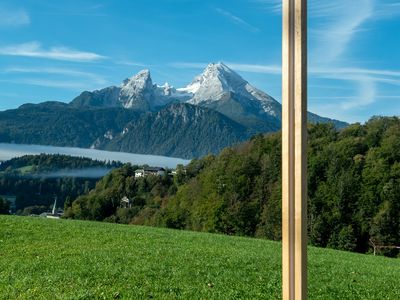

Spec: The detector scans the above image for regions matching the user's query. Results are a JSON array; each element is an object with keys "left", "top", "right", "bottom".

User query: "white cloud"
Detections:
[
  {"left": 19, "top": 79, "right": 93, "bottom": 89},
  {"left": 0, "top": 42, "right": 106, "bottom": 62},
  {"left": 0, "top": 6, "right": 30, "bottom": 27},
  {"left": 374, "top": 1, "right": 400, "bottom": 19},
  {"left": 0, "top": 78, "right": 91, "bottom": 90},
  {"left": 4, "top": 67, "right": 107, "bottom": 85},
  {"left": 0, "top": 66, "right": 110, "bottom": 91},
  {"left": 115, "top": 60, "right": 147, "bottom": 67},
  {"left": 253, "top": 0, "right": 281, "bottom": 14},
  {"left": 169, "top": 62, "right": 400, "bottom": 82},
  {"left": 168, "top": 60, "right": 399, "bottom": 116},
  {"left": 310, "top": 0, "right": 373, "bottom": 64},
  {"left": 168, "top": 62, "right": 207, "bottom": 69},
  {"left": 0, "top": 91, "right": 19, "bottom": 98},
  {"left": 256, "top": 0, "right": 400, "bottom": 118},
  {"left": 169, "top": 61, "right": 281, "bottom": 74},
  {"left": 311, "top": 67, "right": 400, "bottom": 78},
  {"left": 214, "top": 7, "right": 260, "bottom": 33},
  {"left": 225, "top": 62, "right": 281, "bottom": 74},
  {"left": 339, "top": 77, "right": 376, "bottom": 110}
]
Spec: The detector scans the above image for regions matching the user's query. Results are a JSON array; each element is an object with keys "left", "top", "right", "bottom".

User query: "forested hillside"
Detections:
[
  {"left": 65, "top": 116, "right": 400, "bottom": 257},
  {"left": 0, "top": 154, "right": 122, "bottom": 215},
  {"left": 0, "top": 102, "right": 141, "bottom": 149},
  {"left": 0, "top": 153, "right": 121, "bottom": 173}
]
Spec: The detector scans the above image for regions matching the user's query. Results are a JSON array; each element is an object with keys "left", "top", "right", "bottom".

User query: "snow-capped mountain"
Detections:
[
  {"left": 71, "top": 69, "right": 175, "bottom": 111},
  {"left": 178, "top": 62, "right": 282, "bottom": 131},
  {"left": 0, "top": 62, "right": 347, "bottom": 158},
  {"left": 70, "top": 62, "right": 281, "bottom": 127},
  {"left": 180, "top": 62, "right": 280, "bottom": 117},
  {"left": 70, "top": 62, "right": 346, "bottom": 131}
]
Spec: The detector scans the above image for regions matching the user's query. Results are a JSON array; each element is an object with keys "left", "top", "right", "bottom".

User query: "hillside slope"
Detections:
[
  {"left": 0, "top": 102, "right": 141, "bottom": 149},
  {"left": 106, "top": 103, "right": 251, "bottom": 158},
  {"left": 0, "top": 154, "right": 122, "bottom": 214},
  {"left": 67, "top": 117, "right": 400, "bottom": 256},
  {"left": 0, "top": 216, "right": 399, "bottom": 299},
  {"left": 0, "top": 102, "right": 251, "bottom": 159}
]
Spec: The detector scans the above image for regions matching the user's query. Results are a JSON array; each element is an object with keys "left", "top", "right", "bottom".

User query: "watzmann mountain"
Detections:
[{"left": 0, "top": 63, "right": 347, "bottom": 158}]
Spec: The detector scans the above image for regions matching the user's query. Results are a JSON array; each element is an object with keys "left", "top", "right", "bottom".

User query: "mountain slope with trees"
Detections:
[
  {"left": 65, "top": 116, "right": 400, "bottom": 257},
  {"left": 0, "top": 102, "right": 141, "bottom": 149},
  {"left": 0, "top": 154, "right": 122, "bottom": 215}
]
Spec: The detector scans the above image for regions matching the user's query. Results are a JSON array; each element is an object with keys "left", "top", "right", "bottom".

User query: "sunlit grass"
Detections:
[{"left": 0, "top": 215, "right": 398, "bottom": 299}]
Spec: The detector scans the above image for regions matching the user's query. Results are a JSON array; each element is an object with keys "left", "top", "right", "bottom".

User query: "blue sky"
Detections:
[{"left": 0, "top": 0, "right": 399, "bottom": 123}]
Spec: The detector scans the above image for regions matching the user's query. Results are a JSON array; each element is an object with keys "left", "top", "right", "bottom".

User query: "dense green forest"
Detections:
[
  {"left": 65, "top": 117, "right": 400, "bottom": 256},
  {"left": 0, "top": 102, "right": 252, "bottom": 158},
  {"left": 0, "top": 102, "right": 141, "bottom": 149},
  {"left": 0, "top": 153, "right": 121, "bottom": 173},
  {"left": 0, "top": 154, "right": 122, "bottom": 215}
]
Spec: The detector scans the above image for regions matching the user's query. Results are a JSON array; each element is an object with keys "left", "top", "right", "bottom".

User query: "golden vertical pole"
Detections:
[{"left": 282, "top": 0, "right": 307, "bottom": 299}]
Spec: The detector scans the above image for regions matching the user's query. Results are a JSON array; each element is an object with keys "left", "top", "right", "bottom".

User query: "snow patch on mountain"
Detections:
[
  {"left": 71, "top": 62, "right": 281, "bottom": 118},
  {"left": 180, "top": 62, "right": 280, "bottom": 118}
]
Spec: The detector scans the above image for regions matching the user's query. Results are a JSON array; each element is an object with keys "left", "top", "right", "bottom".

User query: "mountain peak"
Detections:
[
  {"left": 180, "top": 62, "right": 248, "bottom": 104},
  {"left": 119, "top": 69, "right": 154, "bottom": 109},
  {"left": 122, "top": 69, "right": 151, "bottom": 86},
  {"left": 205, "top": 61, "right": 230, "bottom": 71},
  {"left": 203, "top": 62, "right": 241, "bottom": 80},
  {"left": 136, "top": 69, "right": 151, "bottom": 78}
]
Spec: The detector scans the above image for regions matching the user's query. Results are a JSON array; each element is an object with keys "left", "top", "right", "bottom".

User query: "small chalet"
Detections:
[
  {"left": 135, "top": 167, "right": 166, "bottom": 178},
  {"left": 120, "top": 196, "right": 132, "bottom": 208}
]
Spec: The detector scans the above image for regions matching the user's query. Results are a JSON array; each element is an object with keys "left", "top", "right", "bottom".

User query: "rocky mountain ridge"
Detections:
[
  {"left": 0, "top": 62, "right": 348, "bottom": 158},
  {"left": 70, "top": 62, "right": 346, "bottom": 131}
]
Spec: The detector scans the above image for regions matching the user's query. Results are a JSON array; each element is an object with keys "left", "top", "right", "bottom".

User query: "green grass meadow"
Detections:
[{"left": 0, "top": 215, "right": 399, "bottom": 299}]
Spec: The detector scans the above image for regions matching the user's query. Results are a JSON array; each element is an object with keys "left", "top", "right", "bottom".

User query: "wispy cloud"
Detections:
[
  {"left": 310, "top": 0, "right": 373, "bottom": 63},
  {"left": 34, "top": 2, "right": 107, "bottom": 17},
  {"left": 225, "top": 62, "right": 281, "bottom": 74},
  {"left": 169, "top": 61, "right": 400, "bottom": 82},
  {"left": 0, "top": 78, "right": 93, "bottom": 90},
  {"left": 0, "top": 42, "right": 106, "bottom": 62},
  {"left": 374, "top": 1, "right": 400, "bottom": 19},
  {"left": 0, "top": 92, "right": 19, "bottom": 98},
  {"left": 255, "top": 0, "right": 400, "bottom": 118},
  {"left": 340, "top": 77, "right": 376, "bottom": 110},
  {"left": 169, "top": 60, "right": 400, "bottom": 114},
  {"left": 0, "top": 6, "right": 30, "bottom": 27},
  {"left": 311, "top": 67, "right": 400, "bottom": 78},
  {"left": 169, "top": 61, "right": 281, "bottom": 74},
  {"left": 253, "top": 0, "right": 281, "bottom": 14},
  {"left": 4, "top": 67, "right": 108, "bottom": 85},
  {"left": 0, "top": 65, "right": 111, "bottom": 91},
  {"left": 310, "top": 95, "right": 400, "bottom": 100},
  {"left": 256, "top": 0, "right": 375, "bottom": 62},
  {"left": 115, "top": 60, "right": 147, "bottom": 67},
  {"left": 214, "top": 7, "right": 260, "bottom": 33},
  {"left": 168, "top": 62, "right": 207, "bottom": 69}
]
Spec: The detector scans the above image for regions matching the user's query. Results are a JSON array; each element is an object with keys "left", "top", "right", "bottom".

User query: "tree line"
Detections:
[
  {"left": 64, "top": 116, "right": 400, "bottom": 257},
  {"left": 0, "top": 154, "right": 122, "bottom": 215}
]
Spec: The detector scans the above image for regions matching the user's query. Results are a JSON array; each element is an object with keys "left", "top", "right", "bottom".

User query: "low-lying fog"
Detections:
[
  {"left": 0, "top": 143, "right": 191, "bottom": 169},
  {"left": 29, "top": 168, "right": 112, "bottom": 179}
]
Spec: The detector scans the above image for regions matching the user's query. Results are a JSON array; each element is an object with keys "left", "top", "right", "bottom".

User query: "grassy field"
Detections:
[{"left": 0, "top": 216, "right": 399, "bottom": 299}]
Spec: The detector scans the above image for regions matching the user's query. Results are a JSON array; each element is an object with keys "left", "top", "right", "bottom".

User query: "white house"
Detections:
[
  {"left": 135, "top": 167, "right": 166, "bottom": 178},
  {"left": 135, "top": 169, "right": 145, "bottom": 178}
]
